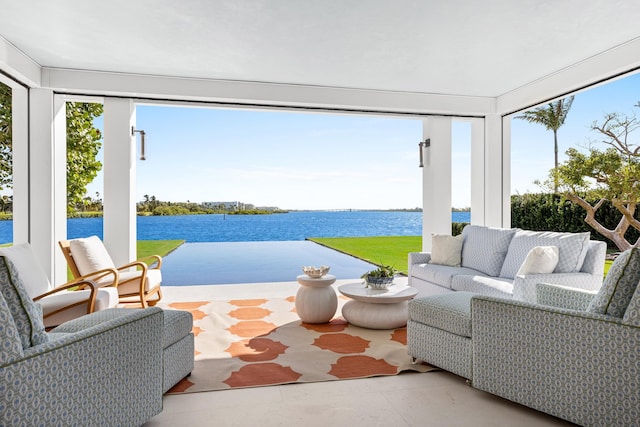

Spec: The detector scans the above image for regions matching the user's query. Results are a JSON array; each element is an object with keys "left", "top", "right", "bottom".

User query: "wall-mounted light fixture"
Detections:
[
  {"left": 418, "top": 138, "right": 430, "bottom": 167},
  {"left": 132, "top": 127, "right": 146, "bottom": 160}
]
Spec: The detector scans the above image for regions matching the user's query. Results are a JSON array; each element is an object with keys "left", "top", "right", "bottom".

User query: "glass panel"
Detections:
[
  {"left": 452, "top": 120, "right": 471, "bottom": 224},
  {"left": 0, "top": 81, "right": 12, "bottom": 244}
]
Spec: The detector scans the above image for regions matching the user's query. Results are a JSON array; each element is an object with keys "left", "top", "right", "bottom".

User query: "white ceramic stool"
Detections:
[{"left": 295, "top": 274, "right": 337, "bottom": 323}]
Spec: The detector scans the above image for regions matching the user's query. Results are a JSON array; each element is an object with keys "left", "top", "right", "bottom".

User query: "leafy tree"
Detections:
[
  {"left": 516, "top": 96, "right": 575, "bottom": 192},
  {"left": 548, "top": 104, "right": 640, "bottom": 250},
  {"left": 0, "top": 93, "right": 102, "bottom": 212},
  {"left": 66, "top": 102, "right": 103, "bottom": 212},
  {"left": 0, "top": 83, "right": 12, "bottom": 190}
]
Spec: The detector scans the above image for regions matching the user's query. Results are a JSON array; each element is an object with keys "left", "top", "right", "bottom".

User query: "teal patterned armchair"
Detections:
[
  {"left": 0, "top": 255, "right": 164, "bottom": 426},
  {"left": 471, "top": 248, "right": 640, "bottom": 427}
]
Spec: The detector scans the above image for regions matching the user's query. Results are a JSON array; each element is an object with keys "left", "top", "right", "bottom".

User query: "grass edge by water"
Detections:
[{"left": 308, "top": 236, "right": 422, "bottom": 275}]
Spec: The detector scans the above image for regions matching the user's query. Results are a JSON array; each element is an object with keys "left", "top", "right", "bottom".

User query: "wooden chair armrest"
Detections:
[
  {"left": 137, "top": 254, "right": 162, "bottom": 269},
  {"left": 71, "top": 268, "right": 120, "bottom": 288},
  {"left": 33, "top": 279, "right": 99, "bottom": 316},
  {"left": 118, "top": 255, "right": 162, "bottom": 271},
  {"left": 33, "top": 279, "right": 98, "bottom": 301},
  {"left": 118, "top": 260, "right": 149, "bottom": 272}
]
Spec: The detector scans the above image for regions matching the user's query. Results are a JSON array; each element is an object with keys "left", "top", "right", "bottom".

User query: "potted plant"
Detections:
[{"left": 361, "top": 264, "right": 397, "bottom": 289}]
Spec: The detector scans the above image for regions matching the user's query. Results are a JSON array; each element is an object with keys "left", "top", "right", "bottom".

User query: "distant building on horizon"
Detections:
[{"left": 202, "top": 201, "right": 265, "bottom": 211}]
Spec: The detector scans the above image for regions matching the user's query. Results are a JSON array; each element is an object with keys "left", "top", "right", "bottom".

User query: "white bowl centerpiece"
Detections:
[
  {"left": 361, "top": 264, "right": 397, "bottom": 289},
  {"left": 302, "top": 265, "right": 330, "bottom": 278}
]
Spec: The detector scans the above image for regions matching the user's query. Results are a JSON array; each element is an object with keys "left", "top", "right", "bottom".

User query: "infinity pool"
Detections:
[{"left": 161, "top": 241, "right": 378, "bottom": 285}]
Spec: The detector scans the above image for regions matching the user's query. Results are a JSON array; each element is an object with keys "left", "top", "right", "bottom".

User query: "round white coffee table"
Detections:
[
  {"left": 338, "top": 282, "right": 418, "bottom": 329},
  {"left": 295, "top": 274, "right": 337, "bottom": 324}
]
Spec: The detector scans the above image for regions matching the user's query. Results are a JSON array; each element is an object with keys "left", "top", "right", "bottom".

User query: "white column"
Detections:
[
  {"left": 29, "top": 89, "right": 68, "bottom": 284},
  {"left": 484, "top": 114, "right": 505, "bottom": 227},
  {"left": 470, "top": 118, "right": 485, "bottom": 225},
  {"left": 103, "top": 98, "right": 136, "bottom": 265},
  {"left": 502, "top": 116, "right": 512, "bottom": 226},
  {"left": 422, "top": 117, "right": 452, "bottom": 251},
  {"left": 8, "top": 81, "right": 28, "bottom": 243}
]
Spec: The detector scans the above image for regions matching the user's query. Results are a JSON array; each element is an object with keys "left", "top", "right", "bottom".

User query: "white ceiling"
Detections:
[{"left": 2, "top": 0, "right": 640, "bottom": 99}]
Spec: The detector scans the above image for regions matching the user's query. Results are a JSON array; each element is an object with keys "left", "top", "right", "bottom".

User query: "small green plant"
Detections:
[{"left": 361, "top": 264, "right": 397, "bottom": 279}]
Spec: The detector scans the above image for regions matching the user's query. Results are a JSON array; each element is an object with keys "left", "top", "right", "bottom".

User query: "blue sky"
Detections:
[
  {"left": 511, "top": 73, "right": 640, "bottom": 195},
  {"left": 86, "top": 73, "right": 640, "bottom": 210}
]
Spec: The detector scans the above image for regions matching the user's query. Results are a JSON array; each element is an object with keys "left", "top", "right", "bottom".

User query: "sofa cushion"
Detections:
[
  {"left": 411, "top": 262, "right": 487, "bottom": 289},
  {"left": 0, "top": 288, "right": 24, "bottom": 363},
  {"left": 0, "top": 256, "right": 49, "bottom": 348},
  {"left": 450, "top": 275, "right": 514, "bottom": 299},
  {"left": 461, "top": 225, "right": 516, "bottom": 276},
  {"left": 69, "top": 235, "right": 116, "bottom": 276},
  {"left": 516, "top": 246, "right": 559, "bottom": 275},
  {"left": 430, "top": 234, "right": 463, "bottom": 266},
  {"left": 163, "top": 309, "right": 193, "bottom": 348},
  {"left": 499, "top": 230, "right": 590, "bottom": 279},
  {"left": 408, "top": 292, "right": 474, "bottom": 337},
  {"left": 588, "top": 248, "right": 640, "bottom": 318}
]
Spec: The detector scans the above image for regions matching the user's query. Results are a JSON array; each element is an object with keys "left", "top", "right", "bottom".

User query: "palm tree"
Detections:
[{"left": 516, "top": 95, "right": 575, "bottom": 192}]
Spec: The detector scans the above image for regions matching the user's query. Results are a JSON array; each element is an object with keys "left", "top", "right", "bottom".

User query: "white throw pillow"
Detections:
[
  {"left": 69, "top": 236, "right": 116, "bottom": 276},
  {"left": 429, "top": 234, "right": 463, "bottom": 266},
  {"left": 516, "top": 246, "right": 559, "bottom": 275}
]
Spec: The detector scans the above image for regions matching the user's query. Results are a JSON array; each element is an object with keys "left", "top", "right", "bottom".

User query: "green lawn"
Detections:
[
  {"left": 604, "top": 259, "right": 612, "bottom": 276},
  {"left": 308, "top": 236, "right": 422, "bottom": 275},
  {"left": 137, "top": 240, "right": 184, "bottom": 262}
]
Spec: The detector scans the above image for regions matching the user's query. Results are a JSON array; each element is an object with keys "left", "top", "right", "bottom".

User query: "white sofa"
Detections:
[{"left": 408, "top": 225, "right": 606, "bottom": 302}]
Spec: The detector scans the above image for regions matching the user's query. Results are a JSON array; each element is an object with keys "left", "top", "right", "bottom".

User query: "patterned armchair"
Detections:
[
  {"left": 0, "top": 255, "right": 164, "bottom": 425},
  {"left": 471, "top": 248, "right": 640, "bottom": 427}
]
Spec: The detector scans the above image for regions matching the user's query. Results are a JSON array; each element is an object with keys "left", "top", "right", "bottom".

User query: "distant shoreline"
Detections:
[{"left": 0, "top": 207, "right": 471, "bottom": 221}]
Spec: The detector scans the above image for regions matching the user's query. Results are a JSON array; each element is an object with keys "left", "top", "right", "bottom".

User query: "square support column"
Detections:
[
  {"left": 103, "top": 98, "right": 137, "bottom": 265},
  {"left": 484, "top": 114, "right": 507, "bottom": 227},
  {"left": 501, "top": 116, "right": 511, "bottom": 226},
  {"left": 8, "top": 80, "right": 28, "bottom": 244},
  {"left": 470, "top": 118, "right": 485, "bottom": 225},
  {"left": 422, "top": 117, "right": 452, "bottom": 252},
  {"left": 29, "top": 89, "right": 67, "bottom": 284}
]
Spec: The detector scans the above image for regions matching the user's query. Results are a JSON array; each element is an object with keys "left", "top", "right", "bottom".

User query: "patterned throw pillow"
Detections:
[
  {"left": 461, "top": 225, "right": 516, "bottom": 276},
  {"left": 0, "top": 288, "right": 24, "bottom": 363},
  {"left": 0, "top": 256, "right": 49, "bottom": 348},
  {"left": 499, "top": 230, "right": 590, "bottom": 279},
  {"left": 587, "top": 248, "right": 640, "bottom": 318}
]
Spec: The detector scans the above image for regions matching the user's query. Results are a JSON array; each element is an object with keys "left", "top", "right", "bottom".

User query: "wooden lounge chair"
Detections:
[{"left": 59, "top": 236, "right": 163, "bottom": 308}]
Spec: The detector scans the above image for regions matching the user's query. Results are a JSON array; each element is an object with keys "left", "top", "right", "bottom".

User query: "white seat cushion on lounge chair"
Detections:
[
  {"left": 97, "top": 269, "right": 162, "bottom": 294},
  {"left": 39, "top": 287, "right": 119, "bottom": 327}
]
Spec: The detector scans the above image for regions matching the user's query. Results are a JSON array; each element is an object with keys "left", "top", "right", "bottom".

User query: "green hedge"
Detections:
[{"left": 511, "top": 193, "right": 640, "bottom": 248}]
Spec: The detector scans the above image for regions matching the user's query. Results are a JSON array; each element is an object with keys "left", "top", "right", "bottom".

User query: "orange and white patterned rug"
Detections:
[{"left": 161, "top": 296, "right": 436, "bottom": 394}]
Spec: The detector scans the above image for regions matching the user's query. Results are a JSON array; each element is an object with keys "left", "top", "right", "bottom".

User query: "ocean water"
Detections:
[{"left": 0, "top": 210, "right": 471, "bottom": 243}]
